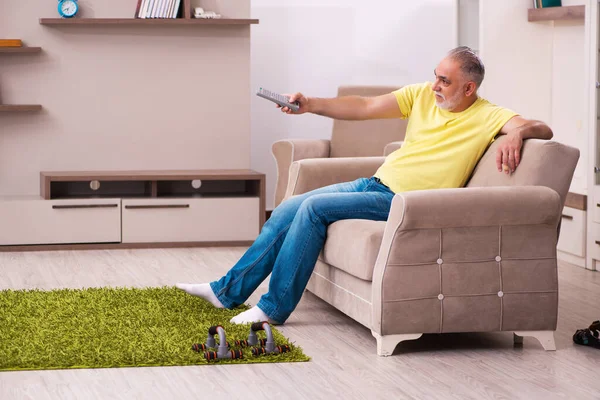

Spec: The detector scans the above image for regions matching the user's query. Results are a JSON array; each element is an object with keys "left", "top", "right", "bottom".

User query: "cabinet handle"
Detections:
[
  {"left": 52, "top": 204, "right": 119, "bottom": 209},
  {"left": 561, "top": 214, "right": 573, "bottom": 220},
  {"left": 596, "top": 241, "right": 600, "bottom": 246},
  {"left": 124, "top": 204, "right": 190, "bottom": 209}
]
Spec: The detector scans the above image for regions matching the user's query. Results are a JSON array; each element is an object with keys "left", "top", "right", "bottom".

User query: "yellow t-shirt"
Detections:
[{"left": 374, "top": 82, "right": 518, "bottom": 193}]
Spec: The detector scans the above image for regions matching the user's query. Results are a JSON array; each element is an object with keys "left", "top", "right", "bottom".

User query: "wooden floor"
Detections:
[{"left": 1, "top": 247, "right": 599, "bottom": 400}]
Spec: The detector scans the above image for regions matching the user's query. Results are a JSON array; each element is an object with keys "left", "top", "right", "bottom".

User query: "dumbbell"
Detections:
[
  {"left": 233, "top": 338, "right": 267, "bottom": 347},
  {"left": 204, "top": 348, "right": 243, "bottom": 361},
  {"left": 248, "top": 321, "right": 291, "bottom": 356},
  {"left": 191, "top": 325, "right": 242, "bottom": 361},
  {"left": 231, "top": 321, "right": 263, "bottom": 349},
  {"left": 191, "top": 325, "right": 231, "bottom": 351},
  {"left": 251, "top": 344, "right": 290, "bottom": 356}
]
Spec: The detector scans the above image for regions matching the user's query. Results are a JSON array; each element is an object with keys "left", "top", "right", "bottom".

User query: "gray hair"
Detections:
[{"left": 447, "top": 46, "right": 485, "bottom": 88}]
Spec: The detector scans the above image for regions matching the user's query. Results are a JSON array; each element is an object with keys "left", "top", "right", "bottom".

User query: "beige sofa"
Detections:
[
  {"left": 271, "top": 85, "right": 407, "bottom": 208},
  {"left": 273, "top": 137, "right": 579, "bottom": 356}
]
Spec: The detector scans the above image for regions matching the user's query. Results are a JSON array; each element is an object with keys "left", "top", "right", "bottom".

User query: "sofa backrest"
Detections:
[
  {"left": 466, "top": 137, "right": 580, "bottom": 209},
  {"left": 330, "top": 86, "right": 408, "bottom": 158}
]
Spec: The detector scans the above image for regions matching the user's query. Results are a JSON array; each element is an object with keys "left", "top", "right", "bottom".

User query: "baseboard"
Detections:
[
  {"left": 0, "top": 241, "right": 254, "bottom": 252},
  {"left": 557, "top": 250, "right": 586, "bottom": 268}
]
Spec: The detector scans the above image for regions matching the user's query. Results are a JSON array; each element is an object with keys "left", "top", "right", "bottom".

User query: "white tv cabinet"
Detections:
[{"left": 0, "top": 169, "right": 265, "bottom": 251}]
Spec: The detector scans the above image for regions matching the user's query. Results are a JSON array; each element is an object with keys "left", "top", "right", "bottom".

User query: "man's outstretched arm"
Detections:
[
  {"left": 277, "top": 92, "right": 403, "bottom": 120},
  {"left": 496, "top": 116, "right": 553, "bottom": 174}
]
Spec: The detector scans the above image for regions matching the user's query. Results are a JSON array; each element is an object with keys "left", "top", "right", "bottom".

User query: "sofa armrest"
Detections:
[
  {"left": 272, "top": 139, "right": 331, "bottom": 207},
  {"left": 390, "top": 186, "right": 561, "bottom": 230},
  {"left": 383, "top": 141, "right": 404, "bottom": 156},
  {"left": 371, "top": 186, "right": 562, "bottom": 336},
  {"left": 284, "top": 156, "right": 386, "bottom": 199}
]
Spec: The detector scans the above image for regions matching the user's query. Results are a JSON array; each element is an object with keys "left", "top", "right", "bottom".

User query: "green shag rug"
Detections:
[{"left": 0, "top": 286, "right": 310, "bottom": 371}]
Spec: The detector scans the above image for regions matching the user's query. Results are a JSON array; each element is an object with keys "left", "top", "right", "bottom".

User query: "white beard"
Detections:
[{"left": 434, "top": 91, "right": 461, "bottom": 111}]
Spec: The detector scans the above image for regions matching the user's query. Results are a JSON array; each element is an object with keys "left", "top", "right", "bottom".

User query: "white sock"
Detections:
[
  {"left": 230, "top": 305, "right": 278, "bottom": 325},
  {"left": 175, "top": 283, "right": 224, "bottom": 308}
]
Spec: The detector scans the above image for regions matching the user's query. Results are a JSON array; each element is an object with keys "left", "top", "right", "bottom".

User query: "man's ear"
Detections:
[{"left": 464, "top": 82, "right": 476, "bottom": 97}]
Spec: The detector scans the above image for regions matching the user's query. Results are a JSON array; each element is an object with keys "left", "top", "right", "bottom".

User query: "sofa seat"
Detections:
[{"left": 319, "top": 219, "right": 386, "bottom": 281}]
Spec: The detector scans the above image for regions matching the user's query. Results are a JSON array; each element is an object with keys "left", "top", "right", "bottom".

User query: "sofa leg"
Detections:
[
  {"left": 513, "top": 333, "right": 523, "bottom": 345},
  {"left": 513, "top": 331, "right": 556, "bottom": 351},
  {"left": 371, "top": 331, "right": 423, "bottom": 356}
]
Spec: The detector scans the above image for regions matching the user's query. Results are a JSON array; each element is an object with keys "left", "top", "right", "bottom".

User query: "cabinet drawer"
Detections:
[
  {"left": 592, "top": 223, "right": 600, "bottom": 260},
  {"left": 590, "top": 222, "right": 600, "bottom": 261},
  {"left": 0, "top": 198, "right": 121, "bottom": 245},
  {"left": 592, "top": 200, "right": 600, "bottom": 223},
  {"left": 557, "top": 207, "right": 585, "bottom": 257},
  {"left": 122, "top": 198, "right": 260, "bottom": 243}
]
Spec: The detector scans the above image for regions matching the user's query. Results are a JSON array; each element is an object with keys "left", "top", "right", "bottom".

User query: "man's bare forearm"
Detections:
[
  {"left": 515, "top": 120, "right": 553, "bottom": 140},
  {"left": 307, "top": 96, "right": 371, "bottom": 120}
]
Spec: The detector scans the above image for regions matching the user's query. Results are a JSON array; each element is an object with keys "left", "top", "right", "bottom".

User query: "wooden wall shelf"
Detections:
[
  {"left": 528, "top": 5, "right": 585, "bottom": 22},
  {"left": 0, "top": 105, "right": 42, "bottom": 112},
  {"left": 0, "top": 46, "right": 42, "bottom": 111},
  {"left": 39, "top": 18, "right": 259, "bottom": 25},
  {"left": 0, "top": 47, "right": 42, "bottom": 53}
]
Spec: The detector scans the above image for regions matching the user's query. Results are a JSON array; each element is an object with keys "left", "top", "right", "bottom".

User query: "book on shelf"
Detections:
[
  {"left": 135, "top": 0, "right": 182, "bottom": 18},
  {"left": 533, "top": 0, "right": 562, "bottom": 8},
  {"left": 0, "top": 39, "right": 22, "bottom": 47}
]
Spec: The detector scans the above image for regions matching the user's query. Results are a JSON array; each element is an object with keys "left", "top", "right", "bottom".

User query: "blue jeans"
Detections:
[{"left": 210, "top": 176, "right": 395, "bottom": 323}]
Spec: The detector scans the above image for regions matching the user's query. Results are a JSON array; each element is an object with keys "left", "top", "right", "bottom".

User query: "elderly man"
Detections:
[{"left": 176, "top": 46, "right": 553, "bottom": 325}]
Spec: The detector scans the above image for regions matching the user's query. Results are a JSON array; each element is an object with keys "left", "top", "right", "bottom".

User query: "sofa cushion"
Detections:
[
  {"left": 466, "top": 138, "right": 579, "bottom": 209},
  {"left": 319, "top": 219, "right": 386, "bottom": 281},
  {"left": 330, "top": 86, "right": 407, "bottom": 158}
]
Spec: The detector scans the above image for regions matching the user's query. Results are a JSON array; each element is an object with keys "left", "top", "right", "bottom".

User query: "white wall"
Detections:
[
  {"left": 250, "top": 0, "right": 457, "bottom": 209},
  {"left": 458, "top": 0, "right": 479, "bottom": 53},
  {"left": 550, "top": 0, "right": 587, "bottom": 194},
  {"left": 479, "top": 1, "right": 554, "bottom": 122},
  {"left": 480, "top": 0, "right": 587, "bottom": 194},
  {"left": 0, "top": 0, "right": 252, "bottom": 197}
]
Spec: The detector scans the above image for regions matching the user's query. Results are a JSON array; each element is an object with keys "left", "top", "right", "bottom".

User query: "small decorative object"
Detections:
[
  {"left": 57, "top": 0, "right": 79, "bottom": 18},
  {"left": 533, "top": 0, "right": 561, "bottom": 8},
  {"left": 193, "top": 7, "right": 222, "bottom": 19},
  {"left": 0, "top": 39, "right": 22, "bottom": 47}
]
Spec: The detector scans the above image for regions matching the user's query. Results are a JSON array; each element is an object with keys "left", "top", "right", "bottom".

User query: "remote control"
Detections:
[{"left": 256, "top": 88, "right": 300, "bottom": 112}]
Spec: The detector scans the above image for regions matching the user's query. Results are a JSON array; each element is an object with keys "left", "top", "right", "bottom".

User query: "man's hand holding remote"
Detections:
[{"left": 277, "top": 93, "right": 309, "bottom": 114}]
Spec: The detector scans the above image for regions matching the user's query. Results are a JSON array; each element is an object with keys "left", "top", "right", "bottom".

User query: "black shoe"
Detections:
[{"left": 573, "top": 320, "right": 600, "bottom": 349}]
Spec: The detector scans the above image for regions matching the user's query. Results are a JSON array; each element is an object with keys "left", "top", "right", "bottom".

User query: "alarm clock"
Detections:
[{"left": 58, "top": 0, "right": 79, "bottom": 18}]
